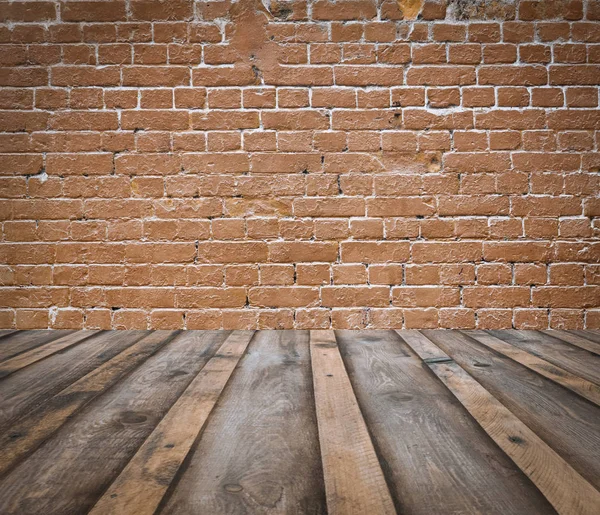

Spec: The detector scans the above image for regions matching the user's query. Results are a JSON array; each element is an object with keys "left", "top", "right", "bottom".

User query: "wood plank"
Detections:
[
  {"left": 546, "top": 330, "right": 600, "bottom": 355},
  {"left": 490, "top": 330, "right": 600, "bottom": 385},
  {"left": 422, "top": 330, "right": 600, "bottom": 490},
  {"left": 161, "top": 330, "right": 326, "bottom": 515},
  {"left": 0, "top": 330, "right": 228, "bottom": 515},
  {"left": 464, "top": 330, "right": 600, "bottom": 406},
  {"left": 89, "top": 330, "right": 255, "bottom": 515},
  {"left": 0, "top": 330, "right": 74, "bottom": 362},
  {"left": 434, "top": 364, "right": 599, "bottom": 513},
  {"left": 310, "top": 330, "right": 395, "bottom": 515},
  {"left": 402, "top": 332, "right": 600, "bottom": 515},
  {"left": 0, "top": 330, "right": 179, "bottom": 478},
  {"left": 0, "top": 330, "right": 17, "bottom": 340},
  {"left": 337, "top": 330, "right": 554, "bottom": 515},
  {"left": 398, "top": 329, "right": 448, "bottom": 361},
  {"left": 0, "top": 330, "right": 101, "bottom": 379},
  {"left": 0, "top": 330, "right": 149, "bottom": 432},
  {"left": 574, "top": 330, "right": 600, "bottom": 343}
]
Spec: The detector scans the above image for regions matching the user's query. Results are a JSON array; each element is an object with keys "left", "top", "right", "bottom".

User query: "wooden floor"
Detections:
[{"left": 0, "top": 330, "right": 599, "bottom": 515}]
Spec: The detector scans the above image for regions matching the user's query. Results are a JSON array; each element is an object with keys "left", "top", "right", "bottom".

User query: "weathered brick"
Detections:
[
  {"left": 62, "top": 1, "right": 126, "bottom": 22},
  {"left": 249, "top": 287, "right": 319, "bottom": 307},
  {"left": 341, "top": 242, "right": 410, "bottom": 263},
  {"left": 197, "top": 242, "right": 268, "bottom": 263},
  {"left": 0, "top": 1, "right": 597, "bottom": 329}
]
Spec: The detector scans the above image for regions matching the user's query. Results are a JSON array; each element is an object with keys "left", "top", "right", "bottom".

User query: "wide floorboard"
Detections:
[{"left": 0, "top": 329, "right": 599, "bottom": 515}]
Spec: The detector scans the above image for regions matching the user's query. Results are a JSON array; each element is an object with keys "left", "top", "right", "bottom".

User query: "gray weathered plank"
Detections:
[
  {"left": 310, "top": 330, "right": 396, "bottom": 515},
  {"left": 0, "top": 331, "right": 228, "bottom": 515},
  {"left": 573, "top": 330, "right": 600, "bottom": 344},
  {"left": 422, "top": 330, "right": 600, "bottom": 490},
  {"left": 161, "top": 330, "right": 326, "bottom": 515},
  {"left": 546, "top": 330, "right": 600, "bottom": 355},
  {"left": 464, "top": 331, "right": 600, "bottom": 406},
  {"left": 0, "top": 330, "right": 179, "bottom": 478},
  {"left": 0, "top": 330, "right": 73, "bottom": 362},
  {"left": 337, "top": 330, "right": 554, "bottom": 515},
  {"left": 490, "top": 330, "right": 600, "bottom": 385},
  {"left": 89, "top": 331, "right": 255, "bottom": 515},
  {"left": 0, "top": 330, "right": 150, "bottom": 433},
  {"left": 0, "top": 330, "right": 100, "bottom": 379}
]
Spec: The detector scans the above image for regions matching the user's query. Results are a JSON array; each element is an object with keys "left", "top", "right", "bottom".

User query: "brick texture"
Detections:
[{"left": 0, "top": 0, "right": 599, "bottom": 330}]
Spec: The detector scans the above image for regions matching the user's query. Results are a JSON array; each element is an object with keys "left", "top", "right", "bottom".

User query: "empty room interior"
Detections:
[{"left": 0, "top": 0, "right": 599, "bottom": 513}]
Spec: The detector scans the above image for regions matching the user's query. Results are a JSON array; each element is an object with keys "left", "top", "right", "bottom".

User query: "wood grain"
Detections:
[
  {"left": 0, "top": 330, "right": 17, "bottom": 340},
  {"left": 490, "top": 330, "right": 600, "bottom": 385},
  {"left": 0, "top": 330, "right": 179, "bottom": 478},
  {"left": 0, "top": 331, "right": 228, "bottom": 515},
  {"left": 1, "top": 329, "right": 599, "bottom": 514},
  {"left": 544, "top": 330, "right": 600, "bottom": 355},
  {"left": 464, "top": 330, "right": 600, "bottom": 406},
  {"left": 161, "top": 330, "right": 326, "bottom": 515},
  {"left": 0, "top": 330, "right": 73, "bottom": 362},
  {"left": 402, "top": 332, "right": 600, "bottom": 515},
  {"left": 310, "top": 330, "right": 396, "bottom": 515},
  {"left": 338, "top": 330, "right": 553, "bottom": 515},
  {"left": 423, "top": 330, "right": 600, "bottom": 490},
  {"left": 89, "top": 330, "right": 255, "bottom": 515},
  {"left": 0, "top": 330, "right": 149, "bottom": 433},
  {"left": 573, "top": 330, "right": 600, "bottom": 344},
  {"left": 434, "top": 360, "right": 600, "bottom": 515},
  {"left": 0, "top": 330, "right": 100, "bottom": 379}
]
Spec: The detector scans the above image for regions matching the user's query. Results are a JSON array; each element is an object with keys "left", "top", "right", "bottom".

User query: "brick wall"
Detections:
[{"left": 0, "top": 0, "right": 599, "bottom": 330}]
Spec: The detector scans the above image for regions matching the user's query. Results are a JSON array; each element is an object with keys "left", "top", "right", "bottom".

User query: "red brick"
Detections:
[
  {"left": 439, "top": 308, "right": 475, "bottom": 329},
  {"left": 406, "top": 66, "right": 476, "bottom": 86},
  {"left": 46, "top": 153, "right": 113, "bottom": 176},
  {"left": 61, "top": 1, "right": 126, "bottom": 22},
  {"left": 130, "top": 0, "right": 193, "bottom": 21},
  {"left": 0, "top": 2, "right": 596, "bottom": 330},
  {"left": 392, "top": 287, "right": 459, "bottom": 307},
  {"left": 404, "top": 308, "right": 438, "bottom": 329},
  {"left": 341, "top": 242, "right": 409, "bottom": 263},
  {"left": 0, "top": 1, "right": 56, "bottom": 22},
  {"left": 249, "top": 287, "right": 319, "bottom": 307},
  {"left": 478, "top": 65, "right": 547, "bottom": 85},
  {"left": 550, "top": 65, "right": 600, "bottom": 85},
  {"left": 366, "top": 197, "right": 435, "bottom": 217},
  {"left": 176, "top": 287, "right": 246, "bottom": 308},
  {"left": 122, "top": 66, "right": 189, "bottom": 86},
  {"left": 463, "top": 287, "right": 530, "bottom": 308},
  {"left": 312, "top": 0, "right": 377, "bottom": 20},
  {"left": 322, "top": 286, "right": 389, "bottom": 307},
  {"left": 269, "top": 242, "right": 338, "bottom": 262},
  {"left": 514, "top": 309, "right": 548, "bottom": 330},
  {"left": 532, "top": 287, "right": 599, "bottom": 308},
  {"left": 51, "top": 66, "right": 119, "bottom": 86},
  {"left": 294, "top": 198, "right": 365, "bottom": 217},
  {"left": 197, "top": 242, "right": 267, "bottom": 264}
]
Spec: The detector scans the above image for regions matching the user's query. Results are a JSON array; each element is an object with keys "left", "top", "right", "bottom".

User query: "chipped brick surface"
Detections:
[{"left": 0, "top": 0, "right": 599, "bottom": 330}]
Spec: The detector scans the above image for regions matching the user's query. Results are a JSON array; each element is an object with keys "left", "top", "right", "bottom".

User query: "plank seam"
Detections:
[
  {"left": 310, "top": 330, "right": 397, "bottom": 515},
  {"left": 0, "top": 330, "right": 17, "bottom": 342},
  {"left": 0, "top": 330, "right": 105, "bottom": 379},
  {"left": 403, "top": 331, "right": 600, "bottom": 515},
  {"left": 0, "top": 331, "right": 181, "bottom": 480},
  {"left": 462, "top": 330, "right": 600, "bottom": 407},
  {"left": 335, "top": 330, "right": 405, "bottom": 515},
  {"left": 0, "top": 330, "right": 76, "bottom": 364},
  {"left": 88, "top": 330, "right": 255, "bottom": 515},
  {"left": 540, "top": 330, "right": 600, "bottom": 356},
  {"left": 485, "top": 330, "right": 600, "bottom": 388}
]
